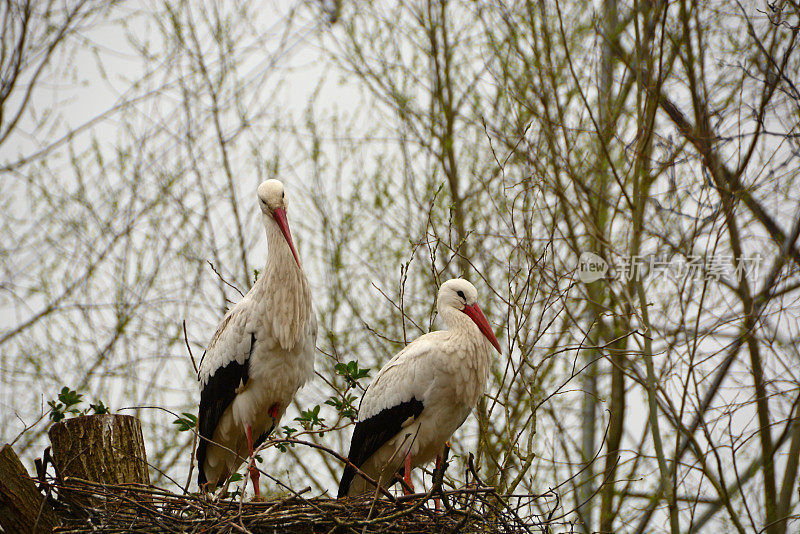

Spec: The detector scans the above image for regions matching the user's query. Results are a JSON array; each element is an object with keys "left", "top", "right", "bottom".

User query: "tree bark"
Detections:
[
  {"left": 48, "top": 414, "right": 150, "bottom": 509},
  {"left": 0, "top": 443, "right": 57, "bottom": 534}
]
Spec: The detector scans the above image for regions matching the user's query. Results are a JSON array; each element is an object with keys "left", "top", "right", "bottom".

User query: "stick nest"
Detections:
[{"left": 43, "top": 477, "right": 553, "bottom": 533}]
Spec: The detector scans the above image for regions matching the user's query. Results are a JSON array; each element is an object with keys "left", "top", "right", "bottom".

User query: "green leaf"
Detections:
[
  {"left": 334, "top": 360, "right": 371, "bottom": 388},
  {"left": 173, "top": 412, "right": 198, "bottom": 432},
  {"left": 325, "top": 394, "right": 359, "bottom": 421},
  {"left": 228, "top": 473, "right": 243, "bottom": 482},
  {"left": 48, "top": 399, "right": 65, "bottom": 423},
  {"left": 294, "top": 405, "right": 325, "bottom": 430},
  {"left": 90, "top": 400, "right": 109, "bottom": 415},
  {"left": 58, "top": 387, "right": 83, "bottom": 409},
  {"left": 275, "top": 425, "right": 298, "bottom": 452}
]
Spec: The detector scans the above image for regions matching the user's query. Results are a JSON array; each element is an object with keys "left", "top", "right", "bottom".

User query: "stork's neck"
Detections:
[
  {"left": 440, "top": 306, "right": 489, "bottom": 350},
  {"left": 439, "top": 306, "right": 492, "bottom": 394},
  {"left": 259, "top": 214, "right": 312, "bottom": 350},
  {"left": 263, "top": 214, "right": 298, "bottom": 271}
]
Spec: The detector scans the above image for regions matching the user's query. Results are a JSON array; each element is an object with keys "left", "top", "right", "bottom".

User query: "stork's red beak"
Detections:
[
  {"left": 463, "top": 303, "right": 501, "bottom": 353},
  {"left": 272, "top": 207, "right": 301, "bottom": 268}
]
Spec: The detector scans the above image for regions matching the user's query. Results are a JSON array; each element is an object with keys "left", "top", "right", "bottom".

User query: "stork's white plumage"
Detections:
[
  {"left": 197, "top": 180, "right": 316, "bottom": 495},
  {"left": 338, "top": 278, "right": 501, "bottom": 498}
]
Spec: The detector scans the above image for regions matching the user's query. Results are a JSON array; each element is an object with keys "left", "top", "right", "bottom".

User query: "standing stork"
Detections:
[
  {"left": 197, "top": 179, "right": 316, "bottom": 495},
  {"left": 338, "top": 278, "right": 501, "bottom": 498}
]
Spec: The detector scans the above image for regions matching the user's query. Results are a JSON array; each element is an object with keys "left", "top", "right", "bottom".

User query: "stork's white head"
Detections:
[
  {"left": 437, "top": 278, "right": 501, "bottom": 353},
  {"left": 257, "top": 179, "right": 300, "bottom": 267},
  {"left": 437, "top": 278, "right": 479, "bottom": 310},
  {"left": 257, "top": 179, "right": 288, "bottom": 213}
]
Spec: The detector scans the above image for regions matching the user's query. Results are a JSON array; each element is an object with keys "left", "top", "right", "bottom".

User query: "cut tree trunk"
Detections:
[
  {"left": 0, "top": 443, "right": 57, "bottom": 533},
  {"left": 48, "top": 414, "right": 150, "bottom": 510}
]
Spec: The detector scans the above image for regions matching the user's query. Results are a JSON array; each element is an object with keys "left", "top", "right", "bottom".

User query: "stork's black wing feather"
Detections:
[
  {"left": 337, "top": 397, "right": 424, "bottom": 497},
  {"left": 197, "top": 333, "right": 255, "bottom": 486}
]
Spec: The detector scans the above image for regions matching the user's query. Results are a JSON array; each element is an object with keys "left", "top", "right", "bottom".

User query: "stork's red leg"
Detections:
[
  {"left": 402, "top": 452, "right": 414, "bottom": 495},
  {"left": 245, "top": 424, "right": 261, "bottom": 496}
]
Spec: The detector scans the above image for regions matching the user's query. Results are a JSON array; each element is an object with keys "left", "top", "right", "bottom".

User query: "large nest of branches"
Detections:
[{"left": 44, "top": 477, "right": 556, "bottom": 533}]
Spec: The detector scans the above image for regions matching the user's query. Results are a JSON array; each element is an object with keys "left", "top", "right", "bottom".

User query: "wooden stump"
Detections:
[
  {"left": 48, "top": 414, "right": 150, "bottom": 509},
  {"left": 0, "top": 444, "right": 57, "bottom": 533}
]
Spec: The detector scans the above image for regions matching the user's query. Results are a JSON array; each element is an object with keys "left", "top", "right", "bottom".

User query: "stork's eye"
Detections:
[
  {"left": 282, "top": 191, "right": 285, "bottom": 199},
  {"left": 456, "top": 290, "right": 465, "bottom": 300}
]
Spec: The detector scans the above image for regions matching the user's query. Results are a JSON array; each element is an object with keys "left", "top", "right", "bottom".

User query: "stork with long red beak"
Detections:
[
  {"left": 338, "top": 278, "right": 501, "bottom": 498},
  {"left": 197, "top": 179, "right": 316, "bottom": 495}
]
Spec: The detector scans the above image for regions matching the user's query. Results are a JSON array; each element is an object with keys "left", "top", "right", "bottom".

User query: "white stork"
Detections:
[
  {"left": 338, "top": 278, "right": 501, "bottom": 498},
  {"left": 197, "top": 179, "right": 316, "bottom": 496}
]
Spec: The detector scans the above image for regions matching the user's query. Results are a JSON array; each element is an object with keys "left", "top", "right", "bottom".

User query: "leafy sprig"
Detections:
[
  {"left": 173, "top": 412, "right": 198, "bottom": 432},
  {"left": 325, "top": 393, "right": 359, "bottom": 421},
  {"left": 48, "top": 387, "right": 110, "bottom": 422},
  {"left": 334, "top": 360, "right": 370, "bottom": 388},
  {"left": 294, "top": 405, "right": 325, "bottom": 436},
  {"left": 275, "top": 426, "right": 298, "bottom": 452}
]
